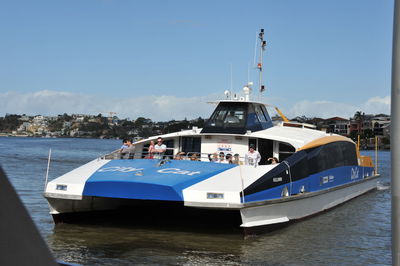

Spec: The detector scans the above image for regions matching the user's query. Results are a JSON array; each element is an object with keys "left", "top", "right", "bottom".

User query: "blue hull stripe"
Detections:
[
  {"left": 82, "top": 159, "right": 236, "bottom": 201},
  {"left": 243, "top": 165, "right": 374, "bottom": 203}
]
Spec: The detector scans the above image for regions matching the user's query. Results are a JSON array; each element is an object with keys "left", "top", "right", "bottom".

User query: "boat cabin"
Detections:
[
  {"left": 122, "top": 100, "right": 303, "bottom": 165},
  {"left": 201, "top": 101, "right": 273, "bottom": 134}
]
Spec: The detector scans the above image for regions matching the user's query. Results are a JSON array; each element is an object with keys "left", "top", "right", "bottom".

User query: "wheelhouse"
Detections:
[{"left": 201, "top": 101, "right": 273, "bottom": 134}]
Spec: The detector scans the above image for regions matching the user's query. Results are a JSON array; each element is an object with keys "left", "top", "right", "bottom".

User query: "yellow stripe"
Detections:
[{"left": 297, "top": 135, "right": 355, "bottom": 151}]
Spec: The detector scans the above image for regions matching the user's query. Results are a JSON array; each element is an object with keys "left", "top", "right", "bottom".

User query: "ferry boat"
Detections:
[{"left": 43, "top": 30, "right": 379, "bottom": 232}]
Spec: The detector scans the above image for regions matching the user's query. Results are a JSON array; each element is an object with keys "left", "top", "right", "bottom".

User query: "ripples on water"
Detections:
[{"left": 0, "top": 137, "right": 391, "bottom": 265}]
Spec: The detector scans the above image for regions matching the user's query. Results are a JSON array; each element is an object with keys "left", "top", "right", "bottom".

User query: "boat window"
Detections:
[
  {"left": 279, "top": 142, "right": 295, "bottom": 161},
  {"left": 307, "top": 141, "right": 357, "bottom": 174},
  {"left": 201, "top": 102, "right": 273, "bottom": 134},
  {"left": 245, "top": 104, "right": 273, "bottom": 132},
  {"left": 181, "top": 137, "right": 201, "bottom": 154},
  {"left": 242, "top": 141, "right": 358, "bottom": 198},
  {"left": 261, "top": 105, "right": 272, "bottom": 123},
  {"left": 255, "top": 104, "right": 267, "bottom": 123},
  {"left": 208, "top": 106, "right": 246, "bottom": 128}
]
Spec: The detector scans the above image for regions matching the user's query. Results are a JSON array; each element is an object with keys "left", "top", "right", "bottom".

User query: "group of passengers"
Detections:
[
  {"left": 119, "top": 137, "right": 279, "bottom": 166},
  {"left": 119, "top": 137, "right": 167, "bottom": 159},
  {"left": 208, "top": 152, "right": 240, "bottom": 164},
  {"left": 207, "top": 145, "right": 279, "bottom": 166},
  {"left": 174, "top": 152, "right": 200, "bottom": 161}
]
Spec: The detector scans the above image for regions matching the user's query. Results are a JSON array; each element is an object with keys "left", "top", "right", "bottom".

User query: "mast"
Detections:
[{"left": 257, "top": 29, "right": 267, "bottom": 96}]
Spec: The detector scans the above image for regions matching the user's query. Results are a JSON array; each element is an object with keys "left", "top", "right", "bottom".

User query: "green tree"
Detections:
[
  {"left": 353, "top": 111, "right": 365, "bottom": 134},
  {"left": 0, "top": 114, "right": 22, "bottom": 132}
]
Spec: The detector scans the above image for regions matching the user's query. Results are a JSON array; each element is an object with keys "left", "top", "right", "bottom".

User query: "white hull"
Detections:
[
  {"left": 45, "top": 195, "right": 125, "bottom": 215},
  {"left": 240, "top": 175, "right": 379, "bottom": 228},
  {"left": 46, "top": 175, "right": 379, "bottom": 230}
]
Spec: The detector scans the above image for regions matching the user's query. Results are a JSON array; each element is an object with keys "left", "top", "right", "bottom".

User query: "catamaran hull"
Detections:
[
  {"left": 45, "top": 175, "right": 379, "bottom": 232},
  {"left": 46, "top": 197, "right": 243, "bottom": 228},
  {"left": 240, "top": 175, "right": 379, "bottom": 231}
]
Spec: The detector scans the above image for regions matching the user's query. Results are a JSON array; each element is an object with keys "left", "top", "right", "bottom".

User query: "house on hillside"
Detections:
[{"left": 325, "top": 117, "right": 350, "bottom": 135}]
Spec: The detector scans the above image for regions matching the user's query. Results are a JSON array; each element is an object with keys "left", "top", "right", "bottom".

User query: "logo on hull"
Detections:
[
  {"left": 98, "top": 166, "right": 144, "bottom": 173},
  {"left": 351, "top": 167, "right": 360, "bottom": 180}
]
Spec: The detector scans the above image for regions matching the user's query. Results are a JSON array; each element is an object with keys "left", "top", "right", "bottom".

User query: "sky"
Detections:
[{"left": 0, "top": 0, "right": 394, "bottom": 121}]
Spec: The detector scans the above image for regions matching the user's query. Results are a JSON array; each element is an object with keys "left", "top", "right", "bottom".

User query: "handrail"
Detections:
[{"left": 100, "top": 149, "right": 246, "bottom": 164}]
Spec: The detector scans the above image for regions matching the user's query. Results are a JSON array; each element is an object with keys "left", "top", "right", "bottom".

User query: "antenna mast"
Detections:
[{"left": 257, "top": 29, "right": 267, "bottom": 97}]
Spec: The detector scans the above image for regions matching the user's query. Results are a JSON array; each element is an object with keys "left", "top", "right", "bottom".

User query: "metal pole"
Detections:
[
  {"left": 392, "top": 0, "right": 400, "bottom": 264},
  {"left": 375, "top": 136, "right": 378, "bottom": 175},
  {"left": 44, "top": 148, "right": 51, "bottom": 191}
]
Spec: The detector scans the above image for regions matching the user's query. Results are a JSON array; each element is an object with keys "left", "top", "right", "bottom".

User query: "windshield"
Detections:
[
  {"left": 207, "top": 105, "right": 247, "bottom": 128},
  {"left": 201, "top": 101, "right": 273, "bottom": 134}
]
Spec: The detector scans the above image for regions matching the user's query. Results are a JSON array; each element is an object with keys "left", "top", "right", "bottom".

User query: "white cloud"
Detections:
[
  {"left": 362, "top": 96, "right": 391, "bottom": 115},
  {"left": 0, "top": 90, "right": 391, "bottom": 121},
  {"left": 0, "top": 90, "right": 217, "bottom": 121},
  {"left": 285, "top": 96, "right": 391, "bottom": 119}
]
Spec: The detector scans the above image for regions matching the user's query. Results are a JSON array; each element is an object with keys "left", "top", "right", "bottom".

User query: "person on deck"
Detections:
[
  {"left": 147, "top": 140, "right": 155, "bottom": 159},
  {"left": 245, "top": 144, "right": 261, "bottom": 166},
  {"left": 233, "top": 153, "right": 240, "bottom": 165},
  {"left": 218, "top": 152, "right": 225, "bottom": 163},
  {"left": 267, "top": 157, "right": 279, "bottom": 164},
  {"left": 119, "top": 139, "right": 129, "bottom": 152},
  {"left": 120, "top": 139, "right": 135, "bottom": 159},
  {"left": 154, "top": 137, "right": 167, "bottom": 159}
]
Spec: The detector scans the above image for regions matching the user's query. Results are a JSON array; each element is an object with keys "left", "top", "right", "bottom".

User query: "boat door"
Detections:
[
  {"left": 248, "top": 138, "right": 273, "bottom": 165},
  {"left": 258, "top": 139, "right": 273, "bottom": 165}
]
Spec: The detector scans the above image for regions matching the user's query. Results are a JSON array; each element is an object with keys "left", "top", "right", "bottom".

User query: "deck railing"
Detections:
[{"left": 100, "top": 149, "right": 245, "bottom": 164}]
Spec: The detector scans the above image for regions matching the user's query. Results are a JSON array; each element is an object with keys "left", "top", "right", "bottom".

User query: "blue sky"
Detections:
[{"left": 0, "top": 0, "right": 393, "bottom": 120}]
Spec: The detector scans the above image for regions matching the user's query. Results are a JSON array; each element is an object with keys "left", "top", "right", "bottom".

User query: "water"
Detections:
[{"left": 0, "top": 137, "right": 391, "bottom": 265}]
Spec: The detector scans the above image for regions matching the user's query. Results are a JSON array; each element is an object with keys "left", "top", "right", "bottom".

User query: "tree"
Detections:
[
  {"left": 0, "top": 114, "right": 22, "bottom": 132},
  {"left": 134, "top": 117, "right": 152, "bottom": 127},
  {"left": 353, "top": 111, "right": 365, "bottom": 134},
  {"left": 62, "top": 113, "right": 73, "bottom": 122}
]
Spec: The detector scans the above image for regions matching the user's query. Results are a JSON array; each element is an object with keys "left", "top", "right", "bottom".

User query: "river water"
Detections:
[{"left": 0, "top": 137, "right": 391, "bottom": 265}]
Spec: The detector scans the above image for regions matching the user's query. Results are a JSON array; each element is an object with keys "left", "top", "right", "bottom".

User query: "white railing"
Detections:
[{"left": 100, "top": 149, "right": 245, "bottom": 164}]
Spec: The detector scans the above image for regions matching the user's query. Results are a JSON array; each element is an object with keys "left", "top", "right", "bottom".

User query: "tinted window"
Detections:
[
  {"left": 201, "top": 102, "right": 273, "bottom": 134},
  {"left": 307, "top": 141, "right": 357, "bottom": 174},
  {"left": 182, "top": 137, "right": 201, "bottom": 154},
  {"left": 205, "top": 104, "right": 246, "bottom": 128},
  {"left": 279, "top": 142, "right": 295, "bottom": 161}
]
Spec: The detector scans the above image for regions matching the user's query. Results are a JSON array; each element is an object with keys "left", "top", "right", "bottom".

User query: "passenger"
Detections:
[
  {"left": 218, "top": 152, "right": 225, "bottom": 163},
  {"left": 147, "top": 140, "right": 155, "bottom": 159},
  {"left": 120, "top": 139, "right": 135, "bottom": 159},
  {"left": 174, "top": 151, "right": 185, "bottom": 160},
  {"left": 190, "top": 153, "right": 199, "bottom": 161},
  {"left": 212, "top": 152, "right": 218, "bottom": 162},
  {"left": 154, "top": 137, "right": 167, "bottom": 159},
  {"left": 267, "top": 157, "right": 279, "bottom": 164},
  {"left": 226, "top": 153, "right": 233, "bottom": 164},
  {"left": 119, "top": 139, "right": 129, "bottom": 152},
  {"left": 233, "top": 153, "right": 240, "bottom": 165},
  {"left": 245, "top": 144, "right": 261, "bottom": 166}
]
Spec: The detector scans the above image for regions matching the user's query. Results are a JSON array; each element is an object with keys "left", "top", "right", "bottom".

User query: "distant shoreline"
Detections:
[{"left": 0, "top": 134, "right": 390, "bottom": 151}]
